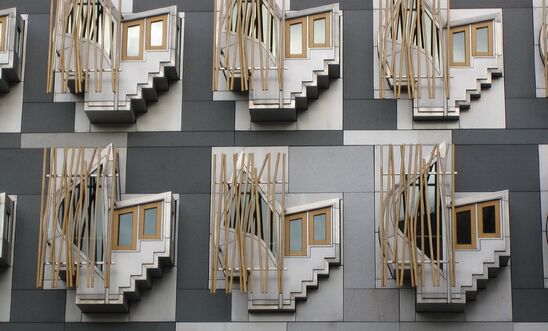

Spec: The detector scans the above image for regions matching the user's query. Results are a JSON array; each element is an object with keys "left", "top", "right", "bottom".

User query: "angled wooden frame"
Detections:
[
  {"left": 477, "top": 200, "right": 501, "bottom": 239},
  {"left": 285, "top": 16, "right": 307, "bottom": 59},
  {"left": 449, "top": 25, "right": 470, "bottom": 67},
  {"left": 308, "top": 207, "right": 332, "bottom": 246},
  {"left": 145, "top": 14, "right": 168, "bottom": 51},
  {"left": 453, "top": 204, "right": 477, "bottom": 250},
  {"left": 308, "top": 12, "right": 330, "bottom": 48},
  {"left": 122, "top": 19, "right": 145, "bottom": 61},
  {"left": 284, "top": 212, "right": 307, "bottom": 256},
  {"left": 0, "top": 15, "right": 7, "bottom": 52},
  {"left": 113, "top": 206, "right": 138, "bottom": 250},
  {"left": 471, "top": 20, "right": 494, "bottom": 57},
  {"left": 139, "top": 201, "right": 163, "bottom": 240}
]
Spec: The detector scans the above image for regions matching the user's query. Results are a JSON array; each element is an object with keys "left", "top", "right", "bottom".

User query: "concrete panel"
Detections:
[
  {"left": 459, "top": 77, "right": 506, "bottom": 129},
  {"left": 230, "top": 289, "right": 248, "bottom": 322},
  {"left": 400, "top": 322, "right": 513, "bottom": 331},
  {"left": 136, "top": 80, "right": 183, "bottom": 132},
  {"left": 176, "top": 290, "right": 231, "bottom": 322},
  {"left": 297, "top": 79, "right": 343, "bottom": 131},
  {"left": 125, "top": 147, "right": 211, "bottom": 194},
  {"left": 399, "top": 289, "right": 415, "bottom": 322},
  {"left": 464, "top": 266, "right": 512, "bottom": 321},
  {"left": 177, "top": 322, "right": 286, "bottom": 331},
  {"left": 288, "top": 322, "right": 398, "bottom": 331},
  {"left": 64, "top": 290, "right": 81, "bottom": 323},
  {"left": 0, "top": 268, "right": 13, "bottom": 322},
  {"left": 65, "top": 322, "right": 176, "bottom": 331},
  {"left": 506, "top": 98, "right": 548, "bottom": 129},
  {"left": 343, "top": 10, "right": 373, "bottom": 99},
  {"left": 343, "top": 193, "right": 376, "bottom": 288},
  {"left": 134, "top": 0, "right": 212, "bottom": 12},
  {"left": 343, "top": 100, "right": 397, "bottom": 130},
  {"left": 296, "top": 266, "right": 344, "bottom": 321},
  {"left": 20, "top": 133, "right": 128, "bottom": 148},
  {"left": 22, "top": 15, "right": 52, "bottom": 103},
  {"left": 415, "top": 313, "right": 464, "bottom": 322},
  {"left": 21, "top": 103, "right": 75, "bottom": 133},
  {"left": 81, "top": 313, "right": 128, "bottom": 323},
  {"left": 343, "top": 289, "right": 399, "bottom": 321},
  {"left": 248, "top": 312, "right": 295, "bottom": 322},
  {"left": 0, "top": 83, "right": 23, "bottom": 133},
  {"left": 453, "top": 129, "right": 548, "bottom": 145},
  {"left": 182, "top": 12, "right": 213, "bottom": 101},
  {"left": 182, "top": 101, "right": 235, "bottom": 132},
  {"left": 512, "top": 289, "right": 548, "bottom": 322},
  {"left": 514, "top": 323, "right": 548, "bottom": 331},
  {"left": 0, "top": 134, "right": 20, "bottom": 148},
  {"left": 344, "top": 130, "right": 452, "bottom": 145},
  {"left": 10, "top": 290, "right": 66, "bottom": 322},
  {"left": 128, "top": 132, "right": 234, "bottom": 147},
  {"left": 235, "top": 131, "right": 343, "bottom": 146},
  {"left": 289, "top": 146, "right": 374, "bottom": 193},
  {"left": 129, "top": 267, "right": 177, "bottom": 322}
]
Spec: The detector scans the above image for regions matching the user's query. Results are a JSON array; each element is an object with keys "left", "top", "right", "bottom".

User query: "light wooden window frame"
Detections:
[
  {"left": 308, "top": 207, "right": 332, "bottom": 245},
  {"left": 449, "top": 25, "right": 470, "bottom": 67},
  {"left": 145, "top": 14, "right": 168, "bottom": 51},
  {"left": 285, "top": 16, "right": 307, "bottom": 59},
  {"left": 471, "top": 20, "right": 494, "bottom": 57},
  {"left": 308, "top": 12, "right": 330, "bottom": 48},
  {"left": 453, "top": 204, "right": 477, "bottom": 250},
  {"left": 0, "top": 16, "right": 7, "bottom": 52},
  {"left": 477, "top": 200, "right": 501, "bottom": 238},
  {"left": 284, "top": 212, "right": 307, "bottom": 256},
  {"left": 122, "top": 19, "right": 145, "bottom": 61},
  {"left": 139, "top": 201, "right": 163, "bottom": 240},
  {"left": 113, "top": 206, "right": 138, "bottom": 250}
]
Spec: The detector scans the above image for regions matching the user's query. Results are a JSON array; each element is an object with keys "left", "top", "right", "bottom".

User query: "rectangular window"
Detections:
[
  {"left": 454, "top": 204, "right": 477, "bottom": 249},
  {"left": 285, "top": 17, "right": 307, "bottom": 58},
  {"left": 450, "top": 26, "right": 470, "bottom": 66},
  {"left": 139, "top": 201, "right": 162, "bottom": 239},
  {"left": 478, "top": 200, "right": 501, "bottom": 238},
  {"left": 472, "top": 21, "right": 493, "bottom": 57},
  {"left": 113, "top": 207, "right": 137, "bottom": 250},
  {"left": 309, "top": 12, "right": 330, "bottom": 48},
  {"left": 285, "top": 212, "right": 307, "bottom": 256},
  {"left": 309, "top": 207, "right": 331, "bottom": 245},
  {"left": 122, "top": 19, "right": 144, "bottom": 60},
  {"left": 146, "top": 15, "right": 168, "bottom": 50},
  {"left": 0, "top": 16, "right": 7, "bottom": 52}
]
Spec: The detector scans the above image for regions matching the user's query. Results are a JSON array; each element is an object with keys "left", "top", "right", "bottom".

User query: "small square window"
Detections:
[
  {"left": 285, "top": 17, "right": 307, "bottom": 58},
  {"left": 454, "top": 204, "right": 477, "bottom": 249},
  {"left": 113, "top": 206, "right": 137, "bottom": 250},
  {"left": 309, "top": 12, "right": 330, "bottom": 48},
  {"left": 309, "top": 207, "right": 331, "bottom": 245},
  {"left": 0, "top": 16, "right": 7, "bottom": 52},
  {"left": 472, "top": 21, "right": 493, "bottom": 57},
  {"left": 284, "top": 212, "right": 307, "bottom": 256},
  {"left": 146, "top": 15, "right": 168, "bottom": 50},
  {"left": 450, "top": 26, "right": 470, "bottom": 67},
  {"left": 122, "top": 19, "right": 144, "bottom": 60},
  {"left": 478, "top": 200, "right": 501, "bottom": 238},
  {"left": 139, "top": 201, "right": 162, "bottom": 239}
]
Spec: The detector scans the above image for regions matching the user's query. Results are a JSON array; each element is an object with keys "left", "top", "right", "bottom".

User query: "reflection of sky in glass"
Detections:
[
  {"left": 452, "top": 31, "right": 465, "bottom": 63},
  {"left": 150, "top": 21, "right": 163, "bottom": 47},
  {"left": 313, "top": 18, "right": 326, "bottom": 45},
  {"left": 289, "top": 218, "right": 302, "bottom": 252},
  {"left": 476, "top": 27, "right": 488, "bottom": 53},
  {"left": 118, "top": 212, "right": 133, "bottom": 246},
  {"left": 313, "top": 214, "right": 326, "bottom": 241},
  {"left": 144, "top": 208, "right": 157, "bottom": 235},
  {"left": 290, "top": 23, "right": 303, "bottom": 55},
  {"left": 127, "top": 25, "right": 141, "bottom": 57}
]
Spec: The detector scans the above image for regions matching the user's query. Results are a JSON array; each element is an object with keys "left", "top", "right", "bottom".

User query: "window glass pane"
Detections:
[
  {"left": 126, "top": 25, "right": 141, "bottom": 57},
  {"left": 456, "top": 210, "right": 472, "bottom": 245},
  {"left": 313, "top": 213, "right": 326, "bottom": 241},
  {"left": 289, "top": 23, "right": 303, "bottom": 55},
  {"left": 452, "top": 31, "right": 466, "bottom": 63},
  {"left": 313, "top": 18, "right": 326, "bottom": 45},
  {"left": 150, "top": 21, "right": 164, "bottom": 47},
  {"left": 103, "top": 19, "right": 111, "bottom": 56},
  {"left": 118, "top": 212, "right": 133, "bottom": 247},
  {"left": 482, "top": 205, "right": 496, "bottom": 234},
  {"left": 144, "top": 207, "right": 158, "bottom": 236},
  {"left": 476, "top": 27, "right": 488, "bottom": 53},
  {"left": 289, "top": 218, "right": 302, "bottom": 252}
]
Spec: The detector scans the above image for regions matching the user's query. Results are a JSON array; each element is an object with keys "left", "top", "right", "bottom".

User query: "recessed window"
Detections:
[
  {"left": 309, "top": 12, "right": 330, "bottom": 48},
  {"left": 139, "top": 201, "right": 162, "bottom": 239},
  {"left": 478, "top": 200, "right": 501, "bottom": 238},
  {"left": 146, "top": 15, "right": 167, "bottom": 50},
  {"left": 454, "top": 204, "right": 477, "bottom": 249},
  {"left": 309, "top": 207, "right": 331, "bottom": 245},
  {"left": 285, "top": 212, "right": 307, "bottom": 256},
  {"left": 472, "top": 21, "right": 493, "bottom": 56},
  {"left": 113, "top": 207, "right": 137, "bottom": 250},
  {"left": 285, "top": 17, "right": 307, "bottom": 58},
  {"left": 450, "top": 26, "right": 470, "bottom": 66},
  {"left": 122, "top": 19, "right": 144, "bottom": 60},
  {"left": 0, "top": 16, "right": 7, "bottom": 52}
]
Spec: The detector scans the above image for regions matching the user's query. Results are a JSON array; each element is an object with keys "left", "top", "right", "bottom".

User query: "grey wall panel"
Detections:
[
  {"left": 343, "top": 10, "right": 373, "bottom": 100},
  {"left": 128, "top": 132, "right": 234, "bottom": 147},
  {"left": 65, "top": 322, "right": 176, "bottom": 331},
  {"left": 0, "top": 150, "right": 42, "bottom": 195},
  {"left": 452, "top": 129, "right": 548, "bottom": 145},
  {"left": 133, "top": 0, "right": 212, "bottom": 12},
  {"left": 22, "top": 15, "right": 52, "bottom": 103},
  {"left": 400, "top": 322, "right": 513, "bottom": 331},
  {"left": 291, "top": 0, "right": 373, "bottom": 10},
  {"left": 182, "top": 101, "right": 235, "bottom": 132},
  {"left": 0, "top": 134, "right": 20, "bottom": 148},
  {"left": 0, "top": 1, "right": 51, "bottom": 14},
  {"left": 287, "top": 322, "right": 399, "bottom": 331},
  {"left": 125, "top": 147, "right": 211, "bottom": 194},
  {"left": 11, "top": 195, "right": 40, "bottom": 290},
  {"left": 176, "top": 290, "right": 231, "bottom": 322},
  {"left": 235, "top": 131, "right": 343, "bottom": 146},
  {"left": 21, "top": 103, "right": 75, "bottom": 133},
  {"left": 454, "top": 145, "right": 539, "bottom": 192},
  {"left": 343, "top": 289, "right": 399, "bottom": 321},
  {"left": 343, "top": 100, "right": 397, "bottom": 130},
  {"left": 512, "top": 289, "right": 548, "bottom": 322},
  {"left": 451, "top": 0, "right": 533, "bottom": 8},
  {"left": 506, "top": 99, "right": 548, "bottom": 129},
  {"left": 10, "top": 290, "right": 66, "bottom": 322}
]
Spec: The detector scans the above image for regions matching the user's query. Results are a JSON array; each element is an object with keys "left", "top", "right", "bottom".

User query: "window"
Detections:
[
  {"left": 146, "top": 15, "right": 167, "bottom": 50},
  {"left": 472, "top": 21, "right": 493, "bottom": 57},
  {"left": 450, "top": 26, "right": 470, "bottom": 66},
  {"left": 122, "top": 19, "right": 144, "bottom": 60},
  {"left": 454, "top": 204, "right": 477, "bottom": 249},
  {"left": 113, "top": 207, "right": 137, "bottom": 250},
  {"left": 139, "top": 201, "right": 162, "bottom": 239},
  {"left": 0, "top": 16, "right": 7, "bottom": 52},
  {"left": 309, "top": 207, "right": 331, "bottom": 245},
  {"left": 309, "top": 12, "right": 330, "bottom": 48},
  {"left": 478, "top": 200, "right": 500, "bottom": 238},
  {"left": 285, "top": 212, "right": 307, "bottom": 256},
  {"left": 285, "top": 17, "right": 307, "bottom": 58}
]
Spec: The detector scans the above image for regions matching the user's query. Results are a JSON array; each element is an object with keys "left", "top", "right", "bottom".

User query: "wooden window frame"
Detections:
[
  {"left": 285, "top": 16, "right": 307, "bottom": 59},
  {"left": 145, "top": 14, "right": 168, "bottom": 51},
  {"left": 453, "top": 204, "right": 477, "bottom": 250},
  {"left": 477, "top": 200, "right": 501, "bottom": 238},
  {"left": 308, "top": 12, "right": 330, "bottom": 48},
  {"left": 471, "top": 20, "right": 494, "bottom": 57},
  {"left": 139, "top": 201, "right": 163, "bottom": 240},
  {"left": 122, "top": 19, "right": 145, "bottom": 61},
  {"left": 0, "top": 16, "right": 7, "bottom": 52},
  {"left": 449, "top": 25, "right": 470, "bottom": 67},
  {"left": 308, "top": 207, "right": 332, "bottom": 245},
  {"left": 112, "top": 206, "right": 138, "bottom": 250},
  {"left": 284, "top": 212, "right": 307, "bottom": 256}
]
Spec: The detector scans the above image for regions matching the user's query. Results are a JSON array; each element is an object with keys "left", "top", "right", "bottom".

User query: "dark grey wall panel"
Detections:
[
  {"left": 0, "top": 323, "right": 64, "bottom": 331},
  {"left": 21, "top": 103, "right": 75, "bottom": 133},
  {"left": 126, "top": 147, "right": 211, "bottom": 194},
  {"left": 291, "top": 0, "right": 372, "bottom": 10},
  {"left": 176, "top": 290, "right": 231, "bottom": 321},
  {"left": 133, "top": 0, "right": 212, "bottom": 12},
  {"left": 177, "top": 194, "right": 210, "bottom": 290},
  {"left": 235, "top": 130, "right": 343, "bottom": 146},
  {"left": 454, "top": 145, "right": 539, "bottom": 192},
  {"left": 453, "top": 129, "right": 548, "bottom": 144},
  {"left": 506, "top": 99, "right": 548, "bottom": 129},
  {"left": 343, "top": 99, "right": 397, "bottom": 130},
  {"left": 512, "top": 289, "right": 548, "bottom": 322},
  {"left": 452, "top": 0, "right": 533, "bottom": 9},
  {"left": 10, "top": 290, "right": 65, "bottom": 322},
  {"left": 0, "top": 1, "right": 51, "bottom": 14},
  {"left": 0, "top": 134, "right": 20, "bottom": 148},
  {"left": 128, "top": 132, "right": 234, "bottom": 147},
  {"left": 11, "top": 195, "right": 40, "bottom": 290},
  {"left": 65, "top": 322, "right": 176, "bottom": 331},
  {"left": 0, "top": 149, "right": 42, "bottom": 195},
  {"left": 182, "top": 101, "right": 235, "bottom": 131},
  {"left": 22, "top": 15, "right": 52, "bottom": 103},
  {"left": 343, "top": 10, "right": 373, "bottom": 100}
]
